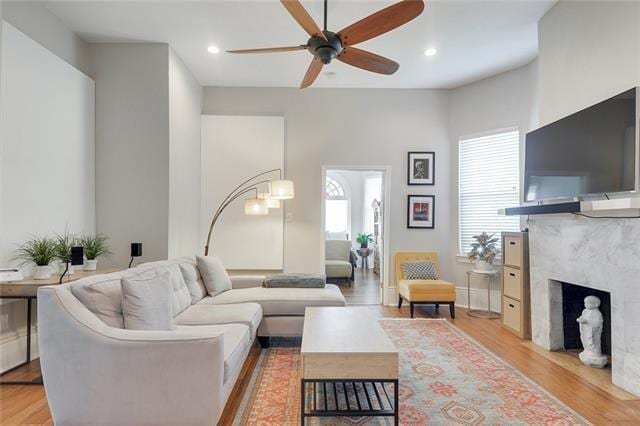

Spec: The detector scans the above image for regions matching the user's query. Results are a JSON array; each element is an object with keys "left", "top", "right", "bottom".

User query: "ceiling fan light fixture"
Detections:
[{"left": 424, "top": 47, "right": 437, "bottom": 57}]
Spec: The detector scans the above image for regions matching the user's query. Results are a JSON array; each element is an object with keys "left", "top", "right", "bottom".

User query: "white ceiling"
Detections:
[{"left": 44, "top": 0, "right": 556, "bottom": 89}]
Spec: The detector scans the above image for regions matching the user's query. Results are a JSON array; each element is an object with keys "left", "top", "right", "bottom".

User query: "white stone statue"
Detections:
[{"left": 576, "top": 295, "right": 608, "bottom": 368}]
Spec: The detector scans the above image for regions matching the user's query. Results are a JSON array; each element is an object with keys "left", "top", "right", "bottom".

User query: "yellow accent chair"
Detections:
[{"left": 395, "top": 252, "right": 457, "bottom": 318}]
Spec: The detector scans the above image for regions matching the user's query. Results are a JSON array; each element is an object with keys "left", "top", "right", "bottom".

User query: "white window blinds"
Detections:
[{"left": 458, "top": 130, "right": 520, "bottom": 256}]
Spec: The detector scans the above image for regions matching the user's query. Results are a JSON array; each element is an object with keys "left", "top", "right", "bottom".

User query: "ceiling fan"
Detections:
[{"left": 227, "top": 0, "right": 425, "bottom": 88}]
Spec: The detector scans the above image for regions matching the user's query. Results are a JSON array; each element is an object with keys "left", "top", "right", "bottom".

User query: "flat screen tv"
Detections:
[{"left": 524, "top": 88, "right": 638, "bottom": 202}]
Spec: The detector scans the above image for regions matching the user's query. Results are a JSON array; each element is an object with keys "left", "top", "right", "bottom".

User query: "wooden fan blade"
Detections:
[
  {"left": 281, "top": 0, "right": 327, "bottom": 41},
  {"left": 338, "top": 47, "right": 399, "bottom": 75},
  {"left": 338, "top": 0, "right": 424, "bottom": 46},
  {"left": 227, "top": 45, "right": 307, "bottom": 54},
  {"left": 300, "top": 57, "right": 323, "bottom": 89}
]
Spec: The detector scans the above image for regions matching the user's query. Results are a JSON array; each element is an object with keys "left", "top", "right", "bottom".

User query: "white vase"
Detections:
[
  {"left": 475, "top": 260, "right": 492, "bottom": 272},
  {"left": 84, "top": 259, "right": 98, "bottom": 271},
  {"left": 33, "top": 265, "right": 52, "bottom": 280}
]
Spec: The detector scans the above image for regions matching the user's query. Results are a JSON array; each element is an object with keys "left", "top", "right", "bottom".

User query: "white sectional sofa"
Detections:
[{"left": 37, "top": 257, "right": 346, "bottom": 425}]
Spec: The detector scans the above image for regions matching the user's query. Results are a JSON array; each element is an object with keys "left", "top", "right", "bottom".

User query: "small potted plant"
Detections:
[
  {"left": 80, "top": 234, "right": 112, "bottom": 271},
  {"left": 54, "top": 230, "right": 78, "bottom": 274},
  {"left": 356, "top": 233, "right": 374, "bottom": 249},
  {"left": 467, "top": 232, "right": 500, "bottom": 271},
  {"left": 13, "top": 236, "right": 57, "bottom": 279}
]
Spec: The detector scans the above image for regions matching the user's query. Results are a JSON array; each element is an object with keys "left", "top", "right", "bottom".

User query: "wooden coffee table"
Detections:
[{"left": 300, "top": 307, "right": 399, "bottom": 425}]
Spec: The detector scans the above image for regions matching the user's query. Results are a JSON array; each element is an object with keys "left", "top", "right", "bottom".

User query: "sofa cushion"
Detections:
[
  {"left": 325, "top": 260, "right": 352, "bottom": 278},
  {"left": 121, "top": 270, "right": 174, "bottom": 330},
  {"left": 325, "top": 240, "right": 352, "bottom": 261},
  {"left": 71, "top": 272, "right": 126, "bottom": 328},
  {"left": 179, "top": 262, "right": 207, "bottom": 304},
  {"left": 173, "top": 303, "right": 262, "bottom": 339},
  {"left": 196, "top": 284, "right": 346, "bottom": 316},
  {"left": 197, "top": 255, "right": 232, "bottom": 296},
  {"left": 175, "top": 324, "right": 251, "bottom": 384}
]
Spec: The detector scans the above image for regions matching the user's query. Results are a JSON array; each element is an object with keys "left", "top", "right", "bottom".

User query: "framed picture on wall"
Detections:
[
  {"left": 407, "top": 195, "right": 435, "bottom": 229},
  {"left": 407, "top": 151, "right": 435, "bottom": 185}
]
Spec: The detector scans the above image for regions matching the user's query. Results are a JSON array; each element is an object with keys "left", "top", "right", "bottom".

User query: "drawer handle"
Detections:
[
  {"left": 509, "top": 273, "right": 515, "bottom": 277},
  {"left": 509, "top": 242, "right": 516, "bottom": 245},
  {"left": 509, "top": 303, "right": 515, "bottom": 308}
]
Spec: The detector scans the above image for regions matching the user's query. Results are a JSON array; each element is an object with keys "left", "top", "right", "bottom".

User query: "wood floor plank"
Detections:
[{"left": 1, "top": 304, "right": 638, "bottom": 425}]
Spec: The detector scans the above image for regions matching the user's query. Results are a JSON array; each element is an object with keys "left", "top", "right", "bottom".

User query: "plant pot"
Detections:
[
  {"left": 360, "top": 243, "right": 368, "bottom": 249},
  {"left": 58, "top": 262, "right": 75, "bottom": 275},
  {"left": 33, "top": 265, "right": 52, "bottom": 280},
  {"left": 84, "top": 259, "right": 98, "bottom": 271},
  {"left": 475, "top": 260, "right": 492, "bottom": 272}
]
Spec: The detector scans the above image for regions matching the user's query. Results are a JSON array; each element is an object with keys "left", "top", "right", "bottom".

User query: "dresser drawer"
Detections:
[
  {"left": 503, "top": 266, "right": 522, "bottom": 300},
  {"left": 503, "top": 236, "right": 522, "bottom": 268},
  {"left": 503, "top": 297, "right": 521, "bottom": 333}
]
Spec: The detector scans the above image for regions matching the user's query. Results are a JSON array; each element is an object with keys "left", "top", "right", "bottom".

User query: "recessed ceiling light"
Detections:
[
  {"left": 207, "top": 45, "right": 220, "bottom": 54},
  {"left": 324, "top": 71, "right": 337, "bottom": 79},
  {"left": 424, "top": 48, "right": 437, "bottom": 57}
]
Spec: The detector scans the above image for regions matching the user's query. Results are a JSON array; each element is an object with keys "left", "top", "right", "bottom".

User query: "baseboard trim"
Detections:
[
  {"left": 0, "top": 330, "right": 39, "bottom": 373},
  {"left": 455, "top": 286, "right": 502, "bottom": 313}
]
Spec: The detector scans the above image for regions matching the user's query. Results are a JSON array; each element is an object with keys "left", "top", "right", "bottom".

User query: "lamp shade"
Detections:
[
  {"left": 257, "top": 192, "right": 281, "bottom": 209},
  {"left": 244, "top": 198, "right": 269, "bottom": 215},
  {"left": 270, "top": 179, "right": 294, "bottom": 200}
]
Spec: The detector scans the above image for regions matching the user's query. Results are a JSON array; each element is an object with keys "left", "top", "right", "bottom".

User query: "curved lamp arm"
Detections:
[{"left": 204, "top": 170, "right": 282, "bottom": 256}]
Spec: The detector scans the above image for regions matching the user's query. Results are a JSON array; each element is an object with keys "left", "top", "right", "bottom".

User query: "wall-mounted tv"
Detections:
[{"left": 524, "top": 88, "right": 638, "bottom": 202}]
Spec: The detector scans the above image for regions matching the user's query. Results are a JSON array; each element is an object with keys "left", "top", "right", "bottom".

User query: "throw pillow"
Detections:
[
  {"left": 121, "top": 270, "right": 174, "bottom": 330},
  {"left": 196, "top": 255, "right": 232, "bottom": 296},
  {"left": 402, "top": 261, "right": 438, "bottom": 280}
]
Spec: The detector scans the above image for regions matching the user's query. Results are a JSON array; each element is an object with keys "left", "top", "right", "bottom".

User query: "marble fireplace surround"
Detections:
[{"left": 528, "top": 215, "right": 640, "bottom": 397}]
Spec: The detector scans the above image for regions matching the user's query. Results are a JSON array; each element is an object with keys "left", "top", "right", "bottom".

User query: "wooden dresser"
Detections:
[{"left": 501, "top": 231, "right": 531, "bottom": 338}]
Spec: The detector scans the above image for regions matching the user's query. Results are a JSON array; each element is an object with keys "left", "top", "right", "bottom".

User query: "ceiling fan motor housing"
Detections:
[{"left": 307, "top": 31, "right": 343, "bottom": 64}]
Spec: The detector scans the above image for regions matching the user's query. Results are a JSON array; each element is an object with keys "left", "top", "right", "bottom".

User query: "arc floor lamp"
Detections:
[{"left": 203, "top": 168, "right": 294, "bottom": 256}]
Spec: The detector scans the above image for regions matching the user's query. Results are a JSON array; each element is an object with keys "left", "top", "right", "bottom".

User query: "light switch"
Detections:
[{"left": 285, "top": 212, "right": 293, "bottom": 222}]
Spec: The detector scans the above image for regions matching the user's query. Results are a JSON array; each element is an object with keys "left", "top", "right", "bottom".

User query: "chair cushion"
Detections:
[
  {"left": 325, "top": 260, "right": 352, "bottom": 278},
  {"left": 175, "top": 324, "right": 251, "bottom": 384},
  {"left": 196, "top": 255, "right": 232, "bottom": 296},
  {"left": 399, "top": 279, "right": 457, "bottom": 302},
  {"left": 196, "top": 284, "right": 346, "bottom": 316},
  {"left": 121, "top": 270, "right": 174, "bottom": 330},
  {"left": 173, "top": 303, "right": 263, "bottom": 339},
  {"left": 325, "top": 240, "right": 352, "bottom": 261},
  {"left": 401, "top": 261, "right": 438, "bottom": 280}
]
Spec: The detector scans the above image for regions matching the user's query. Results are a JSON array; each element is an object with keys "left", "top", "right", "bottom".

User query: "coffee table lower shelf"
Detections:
[{"left": 301, "top": 378, "right": 398, "bottom": 425}]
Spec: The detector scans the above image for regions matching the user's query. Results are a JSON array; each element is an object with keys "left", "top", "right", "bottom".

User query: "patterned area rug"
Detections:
[{"left": 234, "top": 319, "right": 589, "bottom": 425}]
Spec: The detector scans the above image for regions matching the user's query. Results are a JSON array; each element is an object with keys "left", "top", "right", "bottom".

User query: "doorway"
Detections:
[{"left": 321, "top": 167, "right": 390, "bottom": 305}]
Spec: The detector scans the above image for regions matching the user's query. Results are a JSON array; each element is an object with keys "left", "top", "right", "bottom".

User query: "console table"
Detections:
[{"left": 0, "top": 268, "right": 119, "bottom": 386}]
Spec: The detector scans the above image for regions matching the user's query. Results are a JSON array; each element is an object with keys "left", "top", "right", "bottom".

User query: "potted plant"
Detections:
[
  {"left": 80, "top": 234, "right": 112, "bottom": 271},
  {"left": 54, "top": 230, "right": 78, "bottom": 274},
  {"left": 356, "top": 232, "right": 374, "bottom": 249},
  {"left": 467, "top": 232, "right": 500, "bottom": 271},
  {"left": 13, "top": 236, "right": 57, "bottom": 279}
]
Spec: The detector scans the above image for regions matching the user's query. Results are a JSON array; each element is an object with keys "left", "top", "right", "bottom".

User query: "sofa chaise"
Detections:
[{"left": 37, "top": 257, "right": 346, "bottom": 425}]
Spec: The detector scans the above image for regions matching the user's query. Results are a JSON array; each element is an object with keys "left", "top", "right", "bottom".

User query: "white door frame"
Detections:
[{"left": 320, "top": 165, "right": 392, "bottom": 305}]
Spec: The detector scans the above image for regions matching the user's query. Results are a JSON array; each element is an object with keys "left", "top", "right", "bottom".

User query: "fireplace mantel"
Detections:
[{"left": 528, "top": 215, "right": 640, "bottom": 397}]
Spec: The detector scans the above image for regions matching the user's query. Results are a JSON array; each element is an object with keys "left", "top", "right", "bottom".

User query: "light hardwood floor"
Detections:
[
  {"left": 337, "top": 267, "right": 381, "bottom": 305},
  {"left": 2, "top": 305, "right": 640, "bottom": 425}
]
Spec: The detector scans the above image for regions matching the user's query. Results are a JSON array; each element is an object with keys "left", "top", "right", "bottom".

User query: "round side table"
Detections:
[{"left": 466, "top": 270, "right": 501, "bottom": 319}]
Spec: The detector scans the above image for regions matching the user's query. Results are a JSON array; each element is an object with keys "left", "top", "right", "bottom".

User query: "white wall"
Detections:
[
  {"left": 168, "top": 49, "right": 203, "bottom": 259},
  {"left": 2, "top": 1, "right": 90, "bottom": 75},
  {"left": 90, "top": 43, "right": 170, "bottom": 267},
  {"left": 449, "top": 61, "right": 539, "bottom": 309},
  {"left": 0, "top": 22, "right": 95, "bottom": 372},
  {"left": 538, "top": 0, "right": 640, "bottom": 126},
  {"left": 201, "top": 115, "right": 284, "bottom": 270},
  {"left": 202, "top": 88, "right": 452, "bottom": 300}
]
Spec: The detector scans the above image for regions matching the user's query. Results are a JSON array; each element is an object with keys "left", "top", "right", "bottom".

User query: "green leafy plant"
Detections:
[
  {"left": 13, "top": 236, "right": 57, "bottom": 267},
  {"left": 79, "top": 234, "right": 112, "bottom": 260},
  {"left": 356, "top": 233, "right": 374, "bottom": 246},
  {"left": 467, "top": 232, "right": 500, "bottom": 264},
  {"left": 53, "top": 230, "right": 78, "bottom": 263}
]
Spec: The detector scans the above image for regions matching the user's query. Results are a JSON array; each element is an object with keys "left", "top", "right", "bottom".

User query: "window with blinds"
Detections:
[{"left": 458, "top": 129, "right": 520, "bottom": 256}]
